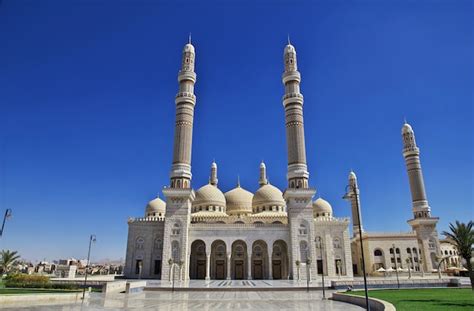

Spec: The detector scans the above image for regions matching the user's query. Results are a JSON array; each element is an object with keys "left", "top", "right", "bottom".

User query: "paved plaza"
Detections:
[{"left": 0, "top": 291, "right": 363, "bottom": 310}]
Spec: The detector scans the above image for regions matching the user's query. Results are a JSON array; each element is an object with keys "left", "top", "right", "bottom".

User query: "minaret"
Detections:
[
  {"left": 348, "top": 171, "right": 364, "bottom": 237},
  {"left": 259, "top": 161, "right": 268, "bottom": 186},
  {"left": 210, "top": 161, "right": 218, "bottom": 186},
  {"left": 169, "top": 38, "right": 197, "bottom": 189},
  {"left": 282, "top": 41, "right": 310, "bottom": 189},
  {"left": 403, "top": 122, "right": 440, "bottom": 272},
  {"left": 402, "top": 122, "right": 431, "bottom": 218}
]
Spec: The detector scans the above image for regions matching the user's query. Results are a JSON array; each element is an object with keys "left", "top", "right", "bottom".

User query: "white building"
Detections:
[{"left": 124, "top": 40, "right": 442, "bottom": 281}]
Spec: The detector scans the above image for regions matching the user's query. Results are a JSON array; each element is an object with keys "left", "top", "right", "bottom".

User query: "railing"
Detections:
[{"left": 128, "top": 216, "right": 165, "bottom": 223}]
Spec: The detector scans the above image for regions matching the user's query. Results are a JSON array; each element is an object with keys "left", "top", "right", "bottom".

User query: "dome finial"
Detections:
[
  {"left": 210, "top": 161, "right": 218, "bottom": 186},
  {"left": 188, "top": 32, "right": 192, "bottom": 44},
  {"left": 237, "top": 175, "right": 241, "bottom": 187},
  {"left": 287, "top": 34, "right": 291, "bottom": 45}
]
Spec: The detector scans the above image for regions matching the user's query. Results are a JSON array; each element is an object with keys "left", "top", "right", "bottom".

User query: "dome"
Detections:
[
  {"left": 284, "top": 44, "right": 296, "bottom": 55},
  {"left": 252, "top": 184, "right": 285, "bottom": 209},
  {"left": 145, "top": 197, "right": 166, "bottom": 217},
  {"left": 225, "top": 186, "right": 253, "bottom": 215},
  {"left": 313, "top": 197, "right": 333, "bottom": 218},
  {"left": 193, "top": 183, "right": 226, "bottom": 208},
  {"left": 402, "top": 123, "right": 413, "bottom": 134},
  {"left": 183, "top": 43, "right": 195, "bottom": 53}
]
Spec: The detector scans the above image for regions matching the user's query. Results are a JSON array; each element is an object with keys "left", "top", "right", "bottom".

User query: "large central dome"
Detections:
[
  {"left": 225, "top": 185, "right": 253, "bottom": 216},
  {"left": 252, "top": 183, "right": 286, "bottom": 214},
  {"left": 192, "top": 183, "right": 226, "bottom": 213}
]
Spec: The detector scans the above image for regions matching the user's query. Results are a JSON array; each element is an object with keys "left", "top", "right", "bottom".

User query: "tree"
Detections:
[
  {"left": 442, "top": 221, "right": 474, "bottom": 290},
  {"left": 0, "top": 250, "right": 21, "bottom": 274}
]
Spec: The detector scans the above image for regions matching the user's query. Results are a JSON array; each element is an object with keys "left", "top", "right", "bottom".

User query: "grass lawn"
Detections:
[
  {"left": 348, "top": 288, "right": 474, "bottom": 311},
  {"left": 0, "top": 288, "right": 81, "bottom": 295}
]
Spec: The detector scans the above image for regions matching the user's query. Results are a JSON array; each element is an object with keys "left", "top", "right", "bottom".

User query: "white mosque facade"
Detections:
[{"left": 124, "top": 41, "right": 441, "bottom": 281}]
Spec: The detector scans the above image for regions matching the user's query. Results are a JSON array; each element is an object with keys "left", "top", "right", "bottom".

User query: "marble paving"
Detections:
[{"left": 0, "top": 291, "right": 363, "bottom": 310}]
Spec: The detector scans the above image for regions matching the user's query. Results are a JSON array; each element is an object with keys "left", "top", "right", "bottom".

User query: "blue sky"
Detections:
[{"left": 0, "top": 0, "right": 472, "bottom": 262}]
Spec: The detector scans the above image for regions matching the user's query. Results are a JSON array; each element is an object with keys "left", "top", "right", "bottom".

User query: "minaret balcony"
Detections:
[
  {"left": 282, "top": 71, "right": 301, "bottom": 84},
  {"left": 282, "top": 93, "right": 304, "bottom": 106},
  {"left": 175, "top": 92, "right": 196, "bottom": 105},
  {"left": 178, "top": 70, "right": 197, "bottom": 83}
]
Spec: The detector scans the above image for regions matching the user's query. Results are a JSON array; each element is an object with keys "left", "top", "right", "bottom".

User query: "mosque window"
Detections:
[
  {"left": 299, "top": 241, "right": 308, "bottom": 262},
  {"left": 136, "top": 237, "right": 145, "bottom": 250},
  {"left": 374, "top": 249, "right": 383, "bottom": 257},
  {"left": 428, "top": 239, "right": 436, "bottom": 249},
  {"left": 390, "top": 248, "right": 394, "bottom": 254},
  {"left": 172, "top": 223, "right": 181, "bottom": 235},
  {"left": 333, "top": 238, "right": 341, "bottom": 249},
  {"left": 406, "top": 248, "right": 411, "bottom": 253},
  {"left": 171, "top": 241, "right": 180, "bottom": 262},
  {"left": 299, "top": 224, "right": 307, "bottom": 235},
  {"left": 396, "top": 248, "right": 400, "bottom": 254},
  {"left": 154, "top": 239, "right": 162, "bottom": 250},
  {"left": 412, "top": 248, "right": 418, "bottom": 254}
]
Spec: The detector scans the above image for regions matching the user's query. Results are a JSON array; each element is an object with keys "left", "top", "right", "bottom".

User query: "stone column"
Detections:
[
  {"left": 226, "top": 253, "right": 231, "bottom": 280},
  {"left": 268, "top": 246, "right": 273, "bottom": 280},
  {"left": 205, "top": 252, "right": 210, "bottom": 281},
  {"left": 247, "top": 249, "right": 252, "bottom": 280}
]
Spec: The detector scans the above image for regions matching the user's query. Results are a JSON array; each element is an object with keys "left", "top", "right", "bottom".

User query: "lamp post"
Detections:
[
  {"left": 82, "top": 234, "right": 96, "bottom": 300},
  {"left": 392, "top": 244, "right": 400, "bottom": 289},
  {"left": 0, "top": 209, "right": 12, "bottom": 238},
  {"left": 343, "top": 184, "right": 369, "bottom": 310},
  {"left": 316, "top": 237, "right": 326, "bottom": 300}
]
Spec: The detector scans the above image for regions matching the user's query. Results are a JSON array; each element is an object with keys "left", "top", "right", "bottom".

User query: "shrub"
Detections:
[{"left": 5, "top": 274, "right": 50, "bottom": 288}]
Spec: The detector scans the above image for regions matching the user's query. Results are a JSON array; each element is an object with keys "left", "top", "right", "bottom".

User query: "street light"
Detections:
[
  {"left": 343, "top": 183, "right": 370, "bottom": 311},
  {"left": 392, "top": 244, "right": 400, "bottom": 289},
  {"left": 316, "top": 237, "right": 326, "bottom": 300},
  {"left": 0, "top": 209, "right": 13, "bottom": 238},
  {"left": 82, "top": 234, "right": 96, "bottom": 300}
]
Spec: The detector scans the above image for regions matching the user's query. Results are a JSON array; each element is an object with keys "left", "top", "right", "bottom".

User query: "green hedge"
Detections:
[{"left": 4, "top": 274, "right": 79, "bottom": 290}]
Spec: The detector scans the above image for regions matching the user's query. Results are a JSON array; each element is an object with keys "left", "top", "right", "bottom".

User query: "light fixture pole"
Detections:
[
  {"left": 82, "top": 234, "right": 96, "bottom": 300},
  {"left": 392, "top": 244, "right": 400, "bottom": 289},
  {"left": 316, "top": 237, "right": 326, "bottom": 300},
  {"left": 344, "top": 183, "right": 370, "bottom": 310},
  {"left": 0, "top": 209, "right": 12, "bottom": 238}
]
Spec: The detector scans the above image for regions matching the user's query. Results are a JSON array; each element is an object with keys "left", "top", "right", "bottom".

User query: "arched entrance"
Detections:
[
  {"left": 272, "top": 240, "right": 289, "bottom": 279},
  {"left": 210, "top": 240, "right": 227, "bottom": 279},
  {"left": 251, "top": 240, "right": 268, "bottom": 280},
  {"left": 231, "top": 240, "right": 248, "bottom": 280},
  {"left": 189, "top": 240, "right": 206, "bottom": 279}
]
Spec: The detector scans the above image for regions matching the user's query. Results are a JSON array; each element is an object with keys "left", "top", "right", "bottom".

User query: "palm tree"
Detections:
[
  {"left": 0, "top": 250, "right": 21, "bottom": 274},
  {"left": 442, "top": 221, "right": 474, "bottom": 290}
]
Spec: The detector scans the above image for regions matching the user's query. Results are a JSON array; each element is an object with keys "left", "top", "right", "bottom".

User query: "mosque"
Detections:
[{"left": 123, "top": 40, "right": 442, "bottom": 281}]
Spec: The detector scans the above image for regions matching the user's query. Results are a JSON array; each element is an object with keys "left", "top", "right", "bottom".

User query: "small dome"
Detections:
[
  {"left": 313, "top": 197, "right": 333, "bottom": 218},
  {"left": 145, "top": 197, "right": 166, "bottom": 217},
  {"left": 225, "top": 186, "right": 253, "bottom": 215},
  {"left": 402, "top": 123, "right": 413, "bottom": 134},
  {"left": 253, "top": 184, "right": 285, "bottom": 208},
  {"left": 284, "top": 44, "right": 296, "bottom": 55},
  {"left": 193, "top": 184, "right": 226, "bottom": 208},
  {"left": 183, "top": 43, "right": 195, "bottom": 53}
]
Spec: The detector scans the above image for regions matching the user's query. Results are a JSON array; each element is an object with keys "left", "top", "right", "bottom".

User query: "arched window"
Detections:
[
  {"left": 171, "top": 241, "right": 180, "bottom": 262},
  {"left": 172, "top": 223, "right": 181, "bottom": 235},
  {"left": 406, "top": 248, "right": 411, "bottom": 253},
  {"left": 299, "top": 223, "right": 307, "bottom": 235},
  {"left": 428, "top": 239, "right": 436, "bottom": 249},
  {"left": 389, "top": 248, "right": 394, "bottom": 254},
  {"left": 333, "top": 238, "right": 341, "bottom": 249},
  {"left": 154, "top": 239, "right": 162, "bottom": 250},
  {"left": 412, "top": 248, "right": 418, "bottom": 255},
  {"left": 299, "top": 241, "right": 308, "bottom": 262},
  {"left": 374, "top": 249, "right": 383, "bottom": 257},
  {"left": 136, "top": 237, "right": 145, "bottom": 250},
  {"left": 396, "top": 248, "right": 400, "bottom": 254}
]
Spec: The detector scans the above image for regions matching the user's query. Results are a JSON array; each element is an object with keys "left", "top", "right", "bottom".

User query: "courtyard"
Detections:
[{"left": 0, "top": 290, "right": 363, "bottom": 310}]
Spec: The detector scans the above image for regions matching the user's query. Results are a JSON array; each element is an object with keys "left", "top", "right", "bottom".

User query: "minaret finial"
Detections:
[
  {"left": 287, "top": 34, "right": 291, "bottom": 45},
  {"left": 404, "top": 116, "right": 407, "bottom": 124},
  {"left": 189, "top": 32, "right": 192, "bottom": 44}
]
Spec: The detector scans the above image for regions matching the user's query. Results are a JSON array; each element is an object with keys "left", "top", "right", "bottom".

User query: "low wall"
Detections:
[
  {"left": 126, "top": 281, "right": 147, "bottom": 294},
  {"left": 332, "top": 292, "right": 395, "bottom": 311},
  {"left": 0, "top": 292, "right": 88, "bottom": 305},
  {"left": 331, "top": 278, "right": 456, "bottom": 290},
  {"left": 102, "top": 281, "right": 127, "bottom": 294}
]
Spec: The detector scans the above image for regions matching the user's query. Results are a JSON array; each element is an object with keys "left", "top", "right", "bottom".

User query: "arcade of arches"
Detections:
[{"left": 189, "top": 240, "right": 289, "bottom": 280}]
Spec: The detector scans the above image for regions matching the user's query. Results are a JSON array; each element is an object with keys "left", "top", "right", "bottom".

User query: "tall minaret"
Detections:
[
  {"left": 348, "top": 171, "right": 364, "bottom": 237},
  {"left": 282, "top": 41, "right": 310, "bottom": 189},
  {"left": 259, "top": 161, "right": 268, "bottom": 186},
  {"left": 403, "top": 122, "right": 440, "bottom": 272},
  {"left": 169, "top": 38, "right": 197, "bottom": 189},
  {"left": 402, "top": 122, "right": 431, "bottom": 218},
  {"left": 209, "top": 161, "right": 218, "bottom": 186}
]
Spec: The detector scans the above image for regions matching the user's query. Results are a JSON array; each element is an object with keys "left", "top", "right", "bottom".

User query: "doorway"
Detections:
[
  {"left": 216, "top": 260, "right": 225, "bottom": 279},
  {"left": 234, "top": 260, "right": 244, "bottom": 279},
  {"left": 253, "top": 260, "right": 263, "bottom": 279},
  {"left": 272, "top": 260, "right": 282, "bottom": 279}
]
